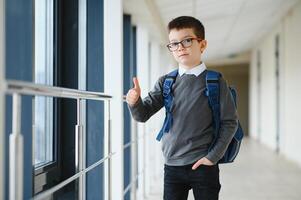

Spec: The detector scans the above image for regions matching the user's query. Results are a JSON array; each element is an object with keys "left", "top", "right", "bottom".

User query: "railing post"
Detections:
[
  {"left": 104, "top": 100, "right": 112, "bottom": 200},
  {"left": 76, "top": 98, "right": 85, "bottom": 200},
  {"left": 9, "top": 93, "right": 23, "bottom": 200}
]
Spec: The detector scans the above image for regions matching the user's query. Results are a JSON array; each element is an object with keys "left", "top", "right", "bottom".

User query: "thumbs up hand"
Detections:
[{"left": 126, "top": 77, "right": 141, "bottom": 106}]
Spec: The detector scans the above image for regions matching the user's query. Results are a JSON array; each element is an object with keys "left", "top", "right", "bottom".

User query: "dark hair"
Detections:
[{"left": 167, "top": 16, "right": 205, "bottom": 39}]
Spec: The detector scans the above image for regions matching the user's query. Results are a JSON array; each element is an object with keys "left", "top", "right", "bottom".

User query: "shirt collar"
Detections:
[{"left": 178, "top": 62, "right": 207, "bottom": 77}]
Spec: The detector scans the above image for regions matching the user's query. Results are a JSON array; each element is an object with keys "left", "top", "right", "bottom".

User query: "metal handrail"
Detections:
[
  {"left": 34, "top": 152, "right": 116, "bottom": 200},
  {"left": 123, "top": 169, "right": 143, "bottom": 196},
  {"left": 123, "top": 135, "right": 145, "bottom": 150},
  {"left": 5, "top": 80, "right": 112, "bottom": 100},
  {"left": 5, "top": 80, "right": 113, "bottom": 200}
]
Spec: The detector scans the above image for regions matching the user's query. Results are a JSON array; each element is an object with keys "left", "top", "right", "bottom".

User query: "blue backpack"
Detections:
[{"left": 156, "top": 69, "right": 244, "bottom": 164}]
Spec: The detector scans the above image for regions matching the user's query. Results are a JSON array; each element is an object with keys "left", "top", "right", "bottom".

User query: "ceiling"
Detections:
[{"left": 124, "top": 0, "right": 299, "bottom": 62}]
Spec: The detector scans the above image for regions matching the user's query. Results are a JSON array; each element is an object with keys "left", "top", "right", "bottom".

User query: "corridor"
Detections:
[
  {"left": 1, "top": 0, "right": 301, "bottom": 199},
  {"left": 148, "top": 138, "right": 301, "bottom": 200}
]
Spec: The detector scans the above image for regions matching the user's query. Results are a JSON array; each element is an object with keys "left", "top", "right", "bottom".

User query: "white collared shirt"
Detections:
[{"left": 178, "top": 62, "right": 207, "bottom": 77}]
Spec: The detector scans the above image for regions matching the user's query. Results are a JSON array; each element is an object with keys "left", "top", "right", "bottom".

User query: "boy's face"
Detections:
[{"left": 168, "top": 28, "right": 207, "bottom": 69}]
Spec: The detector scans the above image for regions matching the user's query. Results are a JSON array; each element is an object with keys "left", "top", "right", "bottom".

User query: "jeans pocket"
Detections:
[{"left": 200, "top": 164, "right": 215, "bottom": 168}]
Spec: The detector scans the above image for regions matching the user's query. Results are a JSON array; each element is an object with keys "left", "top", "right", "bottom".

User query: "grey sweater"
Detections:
[{"left": 128, "top": 70, "right": 238, "bottom": 166}]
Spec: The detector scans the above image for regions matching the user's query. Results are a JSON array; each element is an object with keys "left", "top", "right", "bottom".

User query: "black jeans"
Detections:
[{"left": 164, "top": 163, "right": 221, "bottom": 200}]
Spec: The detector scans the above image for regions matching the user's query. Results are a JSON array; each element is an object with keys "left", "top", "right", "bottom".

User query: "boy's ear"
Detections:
[{"left": 200, "top": 40, "right": 207, "bottom": 53}]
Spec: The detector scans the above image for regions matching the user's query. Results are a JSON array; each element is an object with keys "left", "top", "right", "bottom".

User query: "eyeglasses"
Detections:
[{"left": 166, "top": 38, "right": 203, "bottom": 52}]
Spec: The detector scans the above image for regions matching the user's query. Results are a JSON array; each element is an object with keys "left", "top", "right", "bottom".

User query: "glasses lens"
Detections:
[
  {"left": 182, "top": 38, "right": 193, "bottom": 48},
  {"left": 167, "top": 43, "right": 178, "bottom": 51}
]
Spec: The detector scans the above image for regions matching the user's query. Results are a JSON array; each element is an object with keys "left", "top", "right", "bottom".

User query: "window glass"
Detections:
[{"left": 34, "top": 0, "right": 54, "bottom": 168}]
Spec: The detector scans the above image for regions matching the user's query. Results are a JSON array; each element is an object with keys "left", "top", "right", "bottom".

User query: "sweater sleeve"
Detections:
[
  {"left": 205, "top": 77, "right": 239, "bottom": 164},
  {"left": 127, "top": 75, "right": 165, "bottom": 122}
]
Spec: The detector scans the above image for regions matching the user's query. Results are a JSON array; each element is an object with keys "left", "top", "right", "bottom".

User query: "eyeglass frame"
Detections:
[{"left": 166, "top": 37, "right": 203, "bottom": 52}]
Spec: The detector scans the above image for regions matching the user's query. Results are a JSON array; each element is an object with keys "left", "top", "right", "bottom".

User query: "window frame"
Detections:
[
  {"left": 33, "top": 0, "right": 55, "bottom": 169},
  {"left": 33, "top": 0, "right": 62, "bottom": 194}
]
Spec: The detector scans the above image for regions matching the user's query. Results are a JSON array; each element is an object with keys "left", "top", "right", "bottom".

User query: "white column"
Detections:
[
  {"left": 147, "top": 42, "right": 164, "bottom": 195},
  {"left": 282, "top": 1, "right": 301, "bottom": 166},
  {"left": 0, "top": 0, "right": 5, "bottom": 199},
  {"left": 146, "top": 42, "right": 175, "bottom": 196},
  {"left": 104, "top": 0, "right": 124, "bottom": 200},
  {"left": 136, "top": 26, "right": 149, "bottom": 200}
]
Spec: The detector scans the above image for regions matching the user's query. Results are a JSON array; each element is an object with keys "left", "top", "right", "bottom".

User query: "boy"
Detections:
[{"left": 126, "top": 16, "right": 238, "bottom": 200}]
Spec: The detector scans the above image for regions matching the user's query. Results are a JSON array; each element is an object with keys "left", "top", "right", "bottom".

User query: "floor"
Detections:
[{"left": 147, "top": 138, "right": 301, "bottom": 200}]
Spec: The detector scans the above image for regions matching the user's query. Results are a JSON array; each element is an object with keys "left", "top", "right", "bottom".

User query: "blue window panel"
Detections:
[
  {"left": 124, "top": 190, "right": 131, "bottom": 200},
  {"left": 123, "top": 146, "right": 131, "bottom": 200},
  {"left": 123, "top": 14, "right": 132, "bottom": 199},
  {"left": 132, "top": 26, "right": 137, "bottom": 78},
  {"left": 5, "top": 0, "right": 33, "bottom": 199},
  {"left": 86, "top": 0, "right": 104, "bottom": 199}
]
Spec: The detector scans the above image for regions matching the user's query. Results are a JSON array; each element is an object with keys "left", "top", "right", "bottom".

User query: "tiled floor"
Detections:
[{"left": 147, "top": 138, "right": 301, "bottom": 200}]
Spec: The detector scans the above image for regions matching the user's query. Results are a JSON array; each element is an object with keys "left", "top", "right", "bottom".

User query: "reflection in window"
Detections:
[{"left": 34, "top": 0, "right": 54, "bottom": 168}]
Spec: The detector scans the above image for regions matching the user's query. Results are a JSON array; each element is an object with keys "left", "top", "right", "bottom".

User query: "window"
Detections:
[
  {"left": 34, "top": 0, "right": 55, "bottom": 168},
  {"left": 33, "top": 0, "right": 80, "bottom": 196}
]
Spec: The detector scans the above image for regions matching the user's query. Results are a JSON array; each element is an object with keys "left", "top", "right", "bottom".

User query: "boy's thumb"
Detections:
[{"left": 133, "top": 77, "right": 140, "bottom": 90}]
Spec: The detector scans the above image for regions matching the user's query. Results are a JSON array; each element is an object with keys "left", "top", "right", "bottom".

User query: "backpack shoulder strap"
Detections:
[
  {"left": 205, "top": 70, "right": 222, "bottom": 149},
  {"left": 162, "top": 69, "right": 178, "bottom": 98},
  {"left": 156, "top": 69, "right": 178, "bottom": 141}
]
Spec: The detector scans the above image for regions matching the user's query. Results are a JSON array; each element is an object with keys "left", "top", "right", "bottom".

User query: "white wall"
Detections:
[
  {"left": 282, "top": 2, "right": 301, "bottom": 166},
  {"left": 251, "top": 26, "right": 280, "bottom": 150},
  {"left": 249, "top": 0, "right": 301, "bottom": 166},
  {"left": 145, "top": 42, "right": 159, "bottom": 196},
  {"left": 104, "top": 0, "right": 124, "bottom": 199},
  {"left": 146, "top": 42, "right": 165, "bottom": 195},
  {"left": 249, "top": 50, "right": 258, "bottom": 140},
  {"left": 0, "top": 0, "right": 4, "bottom": 198}
]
